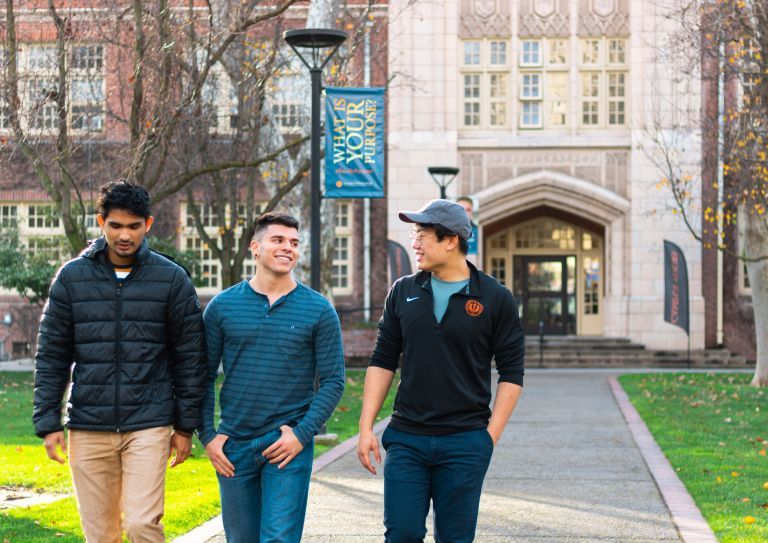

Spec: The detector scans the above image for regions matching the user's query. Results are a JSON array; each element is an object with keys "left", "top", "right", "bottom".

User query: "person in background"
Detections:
[{"left": 457, "top": 195, "right": 479, "bottom": 266}]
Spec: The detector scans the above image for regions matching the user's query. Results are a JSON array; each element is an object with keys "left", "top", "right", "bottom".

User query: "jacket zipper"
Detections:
[{"left": 115, "top": 284, "right": 122, "bottom": 432}]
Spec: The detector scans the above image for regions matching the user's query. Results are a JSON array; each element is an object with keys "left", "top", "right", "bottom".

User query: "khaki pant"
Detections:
[{"left": 69, "top": 426, "right": 171, "bottom": 543}]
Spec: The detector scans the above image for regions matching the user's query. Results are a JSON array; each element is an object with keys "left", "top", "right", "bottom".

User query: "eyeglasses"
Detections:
[{"left": 408, "top": 229, "right": 437, "bottom": 243}]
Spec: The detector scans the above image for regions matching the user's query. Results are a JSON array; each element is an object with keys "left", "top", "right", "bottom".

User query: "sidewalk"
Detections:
[
  {"left": 0, "top": 357, "right": 34, "bottom": 371},
  {"left": 186, "top": 369, "right": 719, "bottom": 542}
]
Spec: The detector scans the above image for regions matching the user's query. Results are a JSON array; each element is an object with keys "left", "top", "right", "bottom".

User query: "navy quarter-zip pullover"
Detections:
[{"left": 369, "top": 261, "right": 525, "bottom": 435}]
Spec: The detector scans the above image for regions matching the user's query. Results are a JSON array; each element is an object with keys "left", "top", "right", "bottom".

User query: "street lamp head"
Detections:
[
  {"left": 427, "top": 166, "right": 460, "bottom": 199},
  {"left": 283, "top": 28, "right": 348, "bottom": 70},
  {"left": 427, "top": 166, "right": 460, "bottom": 178}
]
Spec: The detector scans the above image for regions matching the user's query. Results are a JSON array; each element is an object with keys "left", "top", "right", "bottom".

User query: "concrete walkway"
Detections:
[{"left": 186, "top": 369, "right": 721, "bottom": 542}]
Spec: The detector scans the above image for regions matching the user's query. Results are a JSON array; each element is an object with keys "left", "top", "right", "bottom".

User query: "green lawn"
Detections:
[
  {"left": 620, "top": 373, "right": 768, "bottom": 543},
  {"left": 0, "top": 368, "right": 394, "bottom": 542}
]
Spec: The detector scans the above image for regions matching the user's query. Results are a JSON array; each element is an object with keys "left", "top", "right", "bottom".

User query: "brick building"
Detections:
[{"left": 0, "top": 0, "right": 390, "bottom": 359}]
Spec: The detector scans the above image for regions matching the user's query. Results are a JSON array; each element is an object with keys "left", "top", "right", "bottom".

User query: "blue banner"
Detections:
[
  {"left": 467, "top": 223, "right": 479, "bottom": 255},
  {"left": 325, "top": 87, "right": 385, "bottom": 198}
]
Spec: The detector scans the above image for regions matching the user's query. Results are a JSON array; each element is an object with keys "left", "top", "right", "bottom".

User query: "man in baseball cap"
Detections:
[
  {"left": 357, "top": 199, "right": 525, "bottom": 542},
  {"left": 398, "top": 199, "right": 473, "bottom": 241}
]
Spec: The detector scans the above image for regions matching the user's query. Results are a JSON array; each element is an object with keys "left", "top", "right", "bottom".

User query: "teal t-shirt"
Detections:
[{"left": 431, "top": 276, "right": 470, "bottom": 323}]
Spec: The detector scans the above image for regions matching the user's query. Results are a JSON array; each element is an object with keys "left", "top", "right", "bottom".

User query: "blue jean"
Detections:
[
  {"left": 381, "top": 426, "right": 494, "bottom": 543},
  {"left": 217, "top": 428, "right": 314, "bottom": 543}
]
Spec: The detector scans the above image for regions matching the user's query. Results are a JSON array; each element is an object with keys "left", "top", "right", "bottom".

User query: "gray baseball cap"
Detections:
[{"left": 399, "top": 199, "right": 472, "bottom": 240}]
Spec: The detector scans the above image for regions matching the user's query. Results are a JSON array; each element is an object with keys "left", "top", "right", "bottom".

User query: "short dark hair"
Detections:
[
  {"left": 456, "top": 196, "right": 473, "bottom": 206},
  {"left": 97, "top": 180, "right": 151, "bottom": 219},
  {"left": 253, "top": 211, "right": 300, "bottom": 240},
  {"left": 418, "top": 222, "right": 469, "bottom": 255}
]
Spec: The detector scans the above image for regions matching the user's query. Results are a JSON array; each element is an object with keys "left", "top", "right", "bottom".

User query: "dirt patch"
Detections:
[{"left": 0, "top": 486, "right": 69, "bottom": 509}]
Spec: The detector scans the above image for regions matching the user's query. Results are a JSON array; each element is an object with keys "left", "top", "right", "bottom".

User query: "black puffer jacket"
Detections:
[{"left": 33, "top": 237, "right": 206, "bottom": 437}]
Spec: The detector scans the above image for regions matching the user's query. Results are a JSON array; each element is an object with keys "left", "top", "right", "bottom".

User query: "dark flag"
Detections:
[
  {"left": 387, "top": 240, "right": 412, "bottom": 284},
  {"left": 663, "top": 240, "right": 689, "bottom": 335}
]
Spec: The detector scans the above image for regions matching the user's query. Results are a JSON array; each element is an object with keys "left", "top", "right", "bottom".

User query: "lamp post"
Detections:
[
  {"left": 427, "top": 166, "right": 460, "bottom": 199},
  {"left": 283, "top": 28, "right": 347, "bottom": 292}
]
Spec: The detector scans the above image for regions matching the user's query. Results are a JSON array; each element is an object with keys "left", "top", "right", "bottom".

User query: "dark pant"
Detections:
[
  {"left": 217, "top": 428, "right": 314, "bottom": 543},
  {"left": 381, "top": 426, "right": 494, "bottom": 543}
]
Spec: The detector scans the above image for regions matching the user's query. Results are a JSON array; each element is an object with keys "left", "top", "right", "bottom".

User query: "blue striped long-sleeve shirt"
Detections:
[{"left": 198, "top": 280, "right": 345, "bottom": 447}]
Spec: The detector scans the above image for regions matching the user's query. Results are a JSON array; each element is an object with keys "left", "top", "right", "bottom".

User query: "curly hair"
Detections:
[{"left": 97, "top": 180, "right": 151, "bottom": 219}]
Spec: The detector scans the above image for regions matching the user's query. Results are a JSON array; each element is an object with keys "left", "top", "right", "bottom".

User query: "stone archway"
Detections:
[{"left": 474, "top": 171, "right": 630, "bottom": 336}]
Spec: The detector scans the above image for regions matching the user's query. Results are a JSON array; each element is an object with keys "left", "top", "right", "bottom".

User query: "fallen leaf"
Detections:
[
  {"left": 742, "top": 497, "right": 751, "bottom": 503},
  {"left": 763, "top": 482, "right": 768, "bottom": 490},
  {"left": 760, "top": 449, "right": 766, "bottom": 456}
]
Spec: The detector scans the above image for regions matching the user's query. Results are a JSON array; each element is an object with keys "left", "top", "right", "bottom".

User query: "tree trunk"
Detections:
[{"left": 744, "top": 211, "right": 768, "bottom": 387}]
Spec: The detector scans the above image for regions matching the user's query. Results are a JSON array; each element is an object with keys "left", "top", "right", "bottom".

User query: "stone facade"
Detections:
[{"left": 385, "top": 0, "right": 726, "bottom": 351}]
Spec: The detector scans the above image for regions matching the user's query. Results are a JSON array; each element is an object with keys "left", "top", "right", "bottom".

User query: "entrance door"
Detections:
[{"left": 520, "top": 256, "right": 570, "bottom": 335}]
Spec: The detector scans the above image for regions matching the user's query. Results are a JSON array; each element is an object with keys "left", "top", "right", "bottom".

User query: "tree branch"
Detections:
[{"left": 153, "top": 134, "right": 308, "bottom": 203}]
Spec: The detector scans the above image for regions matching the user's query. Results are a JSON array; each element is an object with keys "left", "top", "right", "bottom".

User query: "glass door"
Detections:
[{"left": 518, "top": 256, "right": 572, "bottom": 335}]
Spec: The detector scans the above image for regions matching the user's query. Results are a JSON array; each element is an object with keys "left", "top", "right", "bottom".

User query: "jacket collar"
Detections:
[
  {"left": 414, "top": 260, "right": 482, "bottom": 297},
  {"left": 81, "top": 236, "right": 150, "bottom": 265}
]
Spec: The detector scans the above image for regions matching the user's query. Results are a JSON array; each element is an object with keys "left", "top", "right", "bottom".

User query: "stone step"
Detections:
[
  {"left": 526, "top": 340, "right": 645, "bottom": 351},
  {"left": 342, "top": 332, "right": 750, "bottom": 369},
  {"left": 524, "top": 350, "right": 749, "bottom": 368},
  {"left": 522, "top": 358, "right": 751, "bottom": 368},
  {"left": 527, "top": 349, "right": 732, "bottom": 359}
]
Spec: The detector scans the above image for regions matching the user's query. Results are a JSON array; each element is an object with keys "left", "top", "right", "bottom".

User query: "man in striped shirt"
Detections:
[{"left": 199, "top": 211, "right": 345, "bottom": 543}]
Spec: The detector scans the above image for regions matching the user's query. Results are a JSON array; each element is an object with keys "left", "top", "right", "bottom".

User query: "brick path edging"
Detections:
[{"left": 608, "top": 376, "right": 719, "bottom": 543}]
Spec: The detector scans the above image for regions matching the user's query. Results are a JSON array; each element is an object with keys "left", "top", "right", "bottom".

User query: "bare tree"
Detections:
[
  {"left": 648, "top": 0, "right": 768, "bottom": 386},
  {"left": 180, "top": 0, "right": 388, "bottom": 291},
  {"left": 0, "top": 0, "right": 304, "bottom": 255}
]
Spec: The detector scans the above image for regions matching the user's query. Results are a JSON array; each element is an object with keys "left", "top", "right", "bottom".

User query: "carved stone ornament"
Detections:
[
  {"left": 474, "top": 0, "right": 496, "bottom": 18},
  {"left": 592, "top": 0, "right": 615, "bottom": 17},
  {"left": 520, "top": 0, "right": 570, "bottom": 38},
  {"left": 460, "top": 0, "right": 511, "bottom": 38},
  {"left": 533, "top": 0, "right": 556, "bottom": 18},
  {"left": 520, "top": 13, "right": 570, "bottom": 37},
  {"left": 578, "top": 0, "right": 628, "bottom": 36}
]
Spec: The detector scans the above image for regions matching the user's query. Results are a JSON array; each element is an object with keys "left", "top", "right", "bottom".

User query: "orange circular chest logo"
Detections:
[{"left": 465, "top": 300, "right": 484, "bottom": 317}]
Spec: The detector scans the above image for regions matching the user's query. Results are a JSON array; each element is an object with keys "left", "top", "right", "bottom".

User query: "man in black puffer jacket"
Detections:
[{"left": 33, "top": 181, "right": 206, "bottom": 543}]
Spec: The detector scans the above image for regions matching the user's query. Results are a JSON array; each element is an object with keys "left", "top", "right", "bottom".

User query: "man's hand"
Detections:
[
  {"left": 43, "top": 431, "right": 67, "bottom": 464},
  {"left": 356, "top": 429, "right": 382, "bottom": 475},
  {"left": 263, "top": 425, "right": 304, "bottom": 469},
  {"left": 205, "top": 434, "right": 235, "bottom": 477},
  {"left": 169, "top": 432, "right": 192, "bottom": 468}
]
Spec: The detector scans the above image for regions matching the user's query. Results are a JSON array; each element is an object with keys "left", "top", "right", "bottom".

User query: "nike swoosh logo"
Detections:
[{"left": 406, "top": 296, "right": 420, "bottom": 302}]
